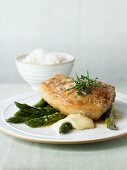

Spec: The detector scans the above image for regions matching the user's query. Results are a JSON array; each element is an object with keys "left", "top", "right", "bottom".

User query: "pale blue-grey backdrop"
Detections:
[{"left": 0, "top": 0, "right": 127, "bottom": 84}]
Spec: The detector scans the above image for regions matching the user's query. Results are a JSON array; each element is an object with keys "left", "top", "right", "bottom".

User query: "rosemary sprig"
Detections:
[{"left": 67, "top": 71, "right": 101, "bottom": 95}]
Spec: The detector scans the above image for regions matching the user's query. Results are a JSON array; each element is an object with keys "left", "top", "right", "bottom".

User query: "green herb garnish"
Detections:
[{"left": 67, "top": 71, "right": 101, "bottom": 95}]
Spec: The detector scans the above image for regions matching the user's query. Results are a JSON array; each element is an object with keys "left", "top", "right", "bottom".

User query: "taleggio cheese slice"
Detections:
[{"left": 52, "top": 114, "right": 94, "bottom": 133}]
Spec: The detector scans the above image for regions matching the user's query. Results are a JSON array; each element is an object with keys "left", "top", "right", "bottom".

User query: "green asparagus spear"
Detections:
[
  {"left": 14, "top": 110, "right": 29, "bottom": 117},
  {"left": 43, "top": 105, "right": 57, "bottom": 113},
  {"left": 6, "top": 115, "right": 36, "bottom": 123},
  {"left": 33, "top": 99, "right": 47, "bottom": 108},
  {"left": 59, "top": 122, "right": 73, "bottom": 134},
  {"left": 6, "top": 116, "right": 25, "bottom": 123},
  {"left": 104, "top": 106, "right": 117, "bottom": 130},
  {"left": 14, "top": 99, "right": 47, "bottom": 117},
  {"left": 14, "top": 102, "right": 53, "bottom": 116},
  {"left": 25, "top": 112, "right": 66, "bottom": 128},
  {"left": 7, "top": 100, "right": 60, "bottom": 123},
  {"left": 6, "top": 111, "right": 53, "bottom": 123}
]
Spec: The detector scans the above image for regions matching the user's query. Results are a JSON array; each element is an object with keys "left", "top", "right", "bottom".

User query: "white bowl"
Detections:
[{"left": 16, "top": 54, "right": 75, "bottom": 90}]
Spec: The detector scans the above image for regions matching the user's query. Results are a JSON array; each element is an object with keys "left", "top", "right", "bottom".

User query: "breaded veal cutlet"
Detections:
[{"left": 40, "top": 74, "right": 115, "bottom": 120}]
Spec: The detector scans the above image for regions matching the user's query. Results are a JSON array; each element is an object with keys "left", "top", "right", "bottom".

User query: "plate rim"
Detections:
[{"left": 0, "top": 124, "right": 127, "bottom": 144}]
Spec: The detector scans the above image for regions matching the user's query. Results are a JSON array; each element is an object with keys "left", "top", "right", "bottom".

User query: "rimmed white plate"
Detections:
[{"left": 0, "top": 92, "right": 127, "bottom": 144}]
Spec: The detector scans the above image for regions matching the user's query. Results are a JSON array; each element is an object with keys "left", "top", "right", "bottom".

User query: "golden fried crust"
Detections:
[{"left": 40, "top": 74, "right": 115, "bottom": 120}]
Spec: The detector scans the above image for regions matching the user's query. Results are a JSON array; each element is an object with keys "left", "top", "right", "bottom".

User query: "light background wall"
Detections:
[{"left": 0, "top": 0, "right": 127, "bottom": 84}]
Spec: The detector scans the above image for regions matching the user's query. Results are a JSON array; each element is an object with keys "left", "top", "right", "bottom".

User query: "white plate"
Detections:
[{"left": 0, "top": 92, "right": 127, "bottom": 144}]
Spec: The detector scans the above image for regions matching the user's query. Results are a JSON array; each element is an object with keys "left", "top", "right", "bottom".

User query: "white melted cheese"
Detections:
[{"left": 52, "top": 114, "right": 94, "bottom": 133}]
